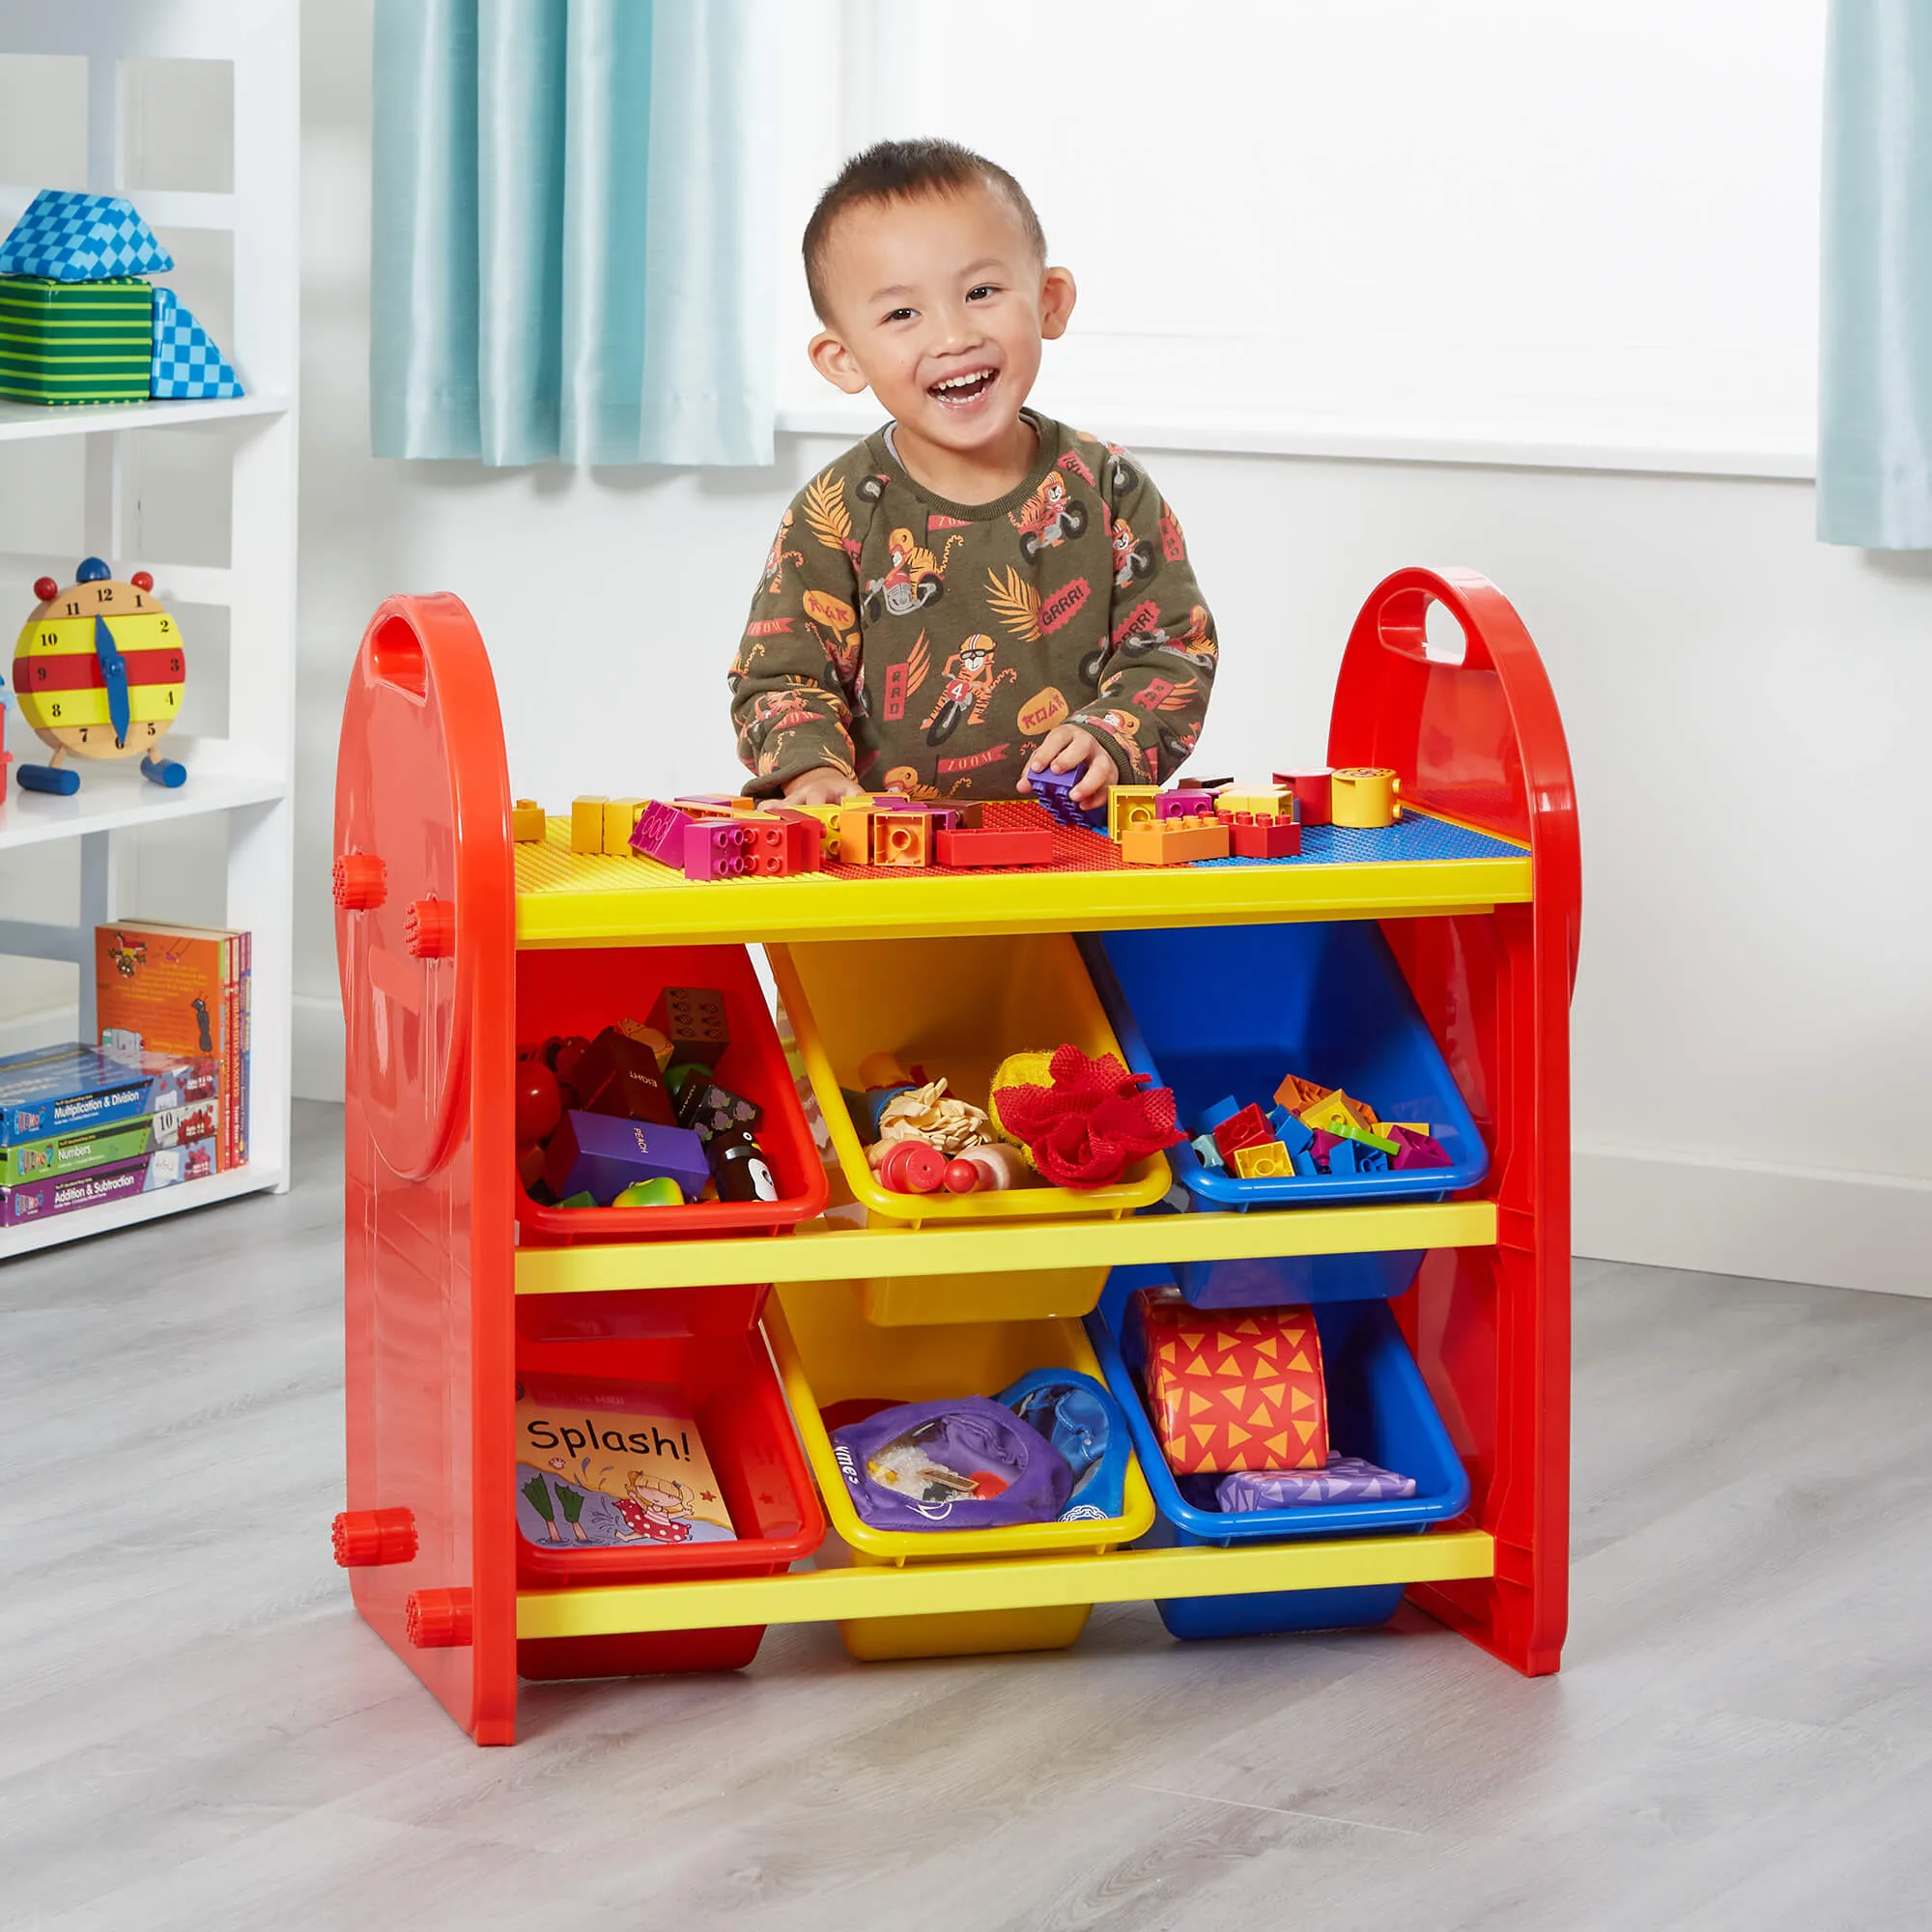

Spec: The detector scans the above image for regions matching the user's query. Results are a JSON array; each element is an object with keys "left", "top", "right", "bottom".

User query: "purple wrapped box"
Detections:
[{"left": 541, "top": 1109, "right": 710, "bottom": 1207}]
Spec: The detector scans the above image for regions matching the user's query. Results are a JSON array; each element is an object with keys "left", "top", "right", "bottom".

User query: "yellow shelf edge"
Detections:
[
  {"left": 515, "top": 1199, "right": 1498, "bottom": 1294},
  {"left": 515, "top": 1531, "right": 1495, "bottom": 1638}
]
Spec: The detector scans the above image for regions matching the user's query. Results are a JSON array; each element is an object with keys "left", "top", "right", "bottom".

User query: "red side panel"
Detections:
[
  {"left": 335, "top": 595, "right": 518, "bottom": 1742},
  {"left": 1329, "top": 567, "right": 1581, "bottom": 1676}
]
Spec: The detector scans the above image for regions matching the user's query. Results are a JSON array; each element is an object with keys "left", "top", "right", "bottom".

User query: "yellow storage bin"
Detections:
[
  {"left": 855, "top": 1266, "right": 1106, "bottom": 1327},
  {"left": 765, "top": 1279, "right": 1156, "bottom": 1661},
  {"left": 767, "top": 931, "right": 1171, "bottom": 1230}
]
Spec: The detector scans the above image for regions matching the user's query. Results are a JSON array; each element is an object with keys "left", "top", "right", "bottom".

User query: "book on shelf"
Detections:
[{"left": 95, "top": 921, "right": 249, "bottom": 1173}]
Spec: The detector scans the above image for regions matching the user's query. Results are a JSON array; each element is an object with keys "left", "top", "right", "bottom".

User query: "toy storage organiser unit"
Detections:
[{"left": 332, "top": 568, "right": 1579, "bottom": 1746}]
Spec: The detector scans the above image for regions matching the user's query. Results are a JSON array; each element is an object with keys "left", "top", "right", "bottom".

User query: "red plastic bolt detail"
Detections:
[
  {"left": 331, "top": 1506, "right": 418, "bottom": 1568},
  {"left": 332, "top": 852, "right": 387, "bottom": 911},
  {"left": 405, "top": 1587, "right": 473, "bottom": 1648},
  {"left": 404, "top": 898, "right": 456, "bottom": 959}
]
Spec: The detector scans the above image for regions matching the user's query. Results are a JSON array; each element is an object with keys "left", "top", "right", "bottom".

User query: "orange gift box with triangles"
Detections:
[{"left": 1132, "top": 1290, "right": 1328, "bottom": 1474}]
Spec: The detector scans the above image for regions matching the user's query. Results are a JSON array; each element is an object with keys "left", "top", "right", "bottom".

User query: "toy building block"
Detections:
[
  {"left": 1274, "top": 1071, "right": 1332, "bottom": 1113},
  {"left": 1228, "top": 815, "right": 1303, "bottom": 860},
  {"left": 1290, "top": 1147, "right": 1321, "bottom": 1177},
  {"left": 835, "top": 802, "right": 876, "bottom": 865},
  {"left": 1195, "top": 1095, "right": 1240, "bottom": 1135},
  {"left": 1331, "top": 766, "right": 1400, "bottom": 829},
  {"left": 1265, "top": 1104, "right": 1315, "bottom": 1153},
  {"left": 672, "top": 793, "right": 744, "bottom": 814},
  {"left": 1024, "top": 763, "right": 1097, "bottom": 831},
  {"left": 1154, "top": 789, "right": 1216, "bottom": 820},
  {"left": 0, "top": 188, "right": 173, "bottom": 280},
  {"left": 1107, "top": 785, "right": 1160, "bottom": 841},
  {"left": 542, "top": 1110, "right": 711, "bottom": 1205},
  {"left": 0, "top": 275, "right": 155, "bottom": 404},
  {"left": 766, "top": 807, "right": 827, "bottom": 871},
  {"left": 1120, "top": 819, "right": 1230, "bottom": 866},
  {"left": 1231, "top": 1140, "right": 1293, "bottom": 1179},
  {"left": 1326, "top": 1137, "right": 1358, "bottom": 1176},
  {"left": 675, "top": 1078, "right": 762, "bottom": 1143},
  {"left": 649, "top": 986, "right": 729, "bottom": 1071},
  {"left": 571, "top": 1025, "right": 677, "bottom": 1126},
  {"left": 1299, "top": 1090, "right": 1401, "bottom": 1155},
  {"left": 736, "top": 814, "right": 801, "bottom": 877},
  {"left": 1216, "top": 786, "right": 1293, "bottom": 819},
  {"left": 869, "top": 810, "right": 931, "bottom": 867},
  {"left": 769, "top": 799, "right": 843, "bottom": 860},
  {"left": 510, "top": 799, "right": 546, "bottom": 842},
  {"left": 682, "top": 820, "right": 752, "bottom": 880},
  {"left": 1275, "top": 770, "right": 1333, "bottom": 826},
  {"left": 151, "top": 285, "right": 243, "bottom": 399},
  {"left": 601, "top": 797, "right": 649, "bottom": 854},
  {"left": 1211, "top": 1102, "right": 1272, "bottom": 1161},
  {"left": 1176, "top": 776, "right": 1232, "bottom": 794},
  {"left": 631, "top": 799, "right": 695, "bottom": 866},
  {"left": 932, "top": 825, "right": 1053, "bottom": 867},
  {"left": 570, "top": 796, "right": 609, "bottom": 854},
  {"left": 1189, "top": 1132, "right": 1226, "bottom": 1170},
  {"left": 1391, "top": 1125, "right": 1453, "bottom": 1170}
]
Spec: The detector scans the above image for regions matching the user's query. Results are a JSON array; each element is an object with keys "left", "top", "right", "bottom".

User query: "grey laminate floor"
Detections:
[{"left": 5, "top": 1103, "right": 1929, "bottom": 1932}]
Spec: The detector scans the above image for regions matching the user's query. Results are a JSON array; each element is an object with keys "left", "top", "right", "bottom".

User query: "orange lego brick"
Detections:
[{"left": 1120, "top": 819, "right": 1231, "bottom": 866}]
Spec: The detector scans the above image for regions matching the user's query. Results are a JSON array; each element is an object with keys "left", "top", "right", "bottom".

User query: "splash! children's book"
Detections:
[{"left": 513, "top": 1376, "right": 738, "bottom": 1549}]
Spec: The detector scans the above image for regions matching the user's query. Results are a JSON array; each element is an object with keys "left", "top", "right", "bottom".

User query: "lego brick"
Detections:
[
  {"left": 1290, "top": 1147, "right": 1320, "bottom": 1177},
  {"left": 571, "top": 1026, "right": 676, "bottom": 1126},
  {"left": 1120, "top": 820, "right": 1231, "bottom": 866},
  {"left": 630, "top": 800, "right": 695, "bottom": 865},
  {"left": 869, "top": 810, "right": 930, "bottom": 867},
  {"left": 1229, "top": 816, "right": 1303, "bottom": 860},
  {"left": 601, "top": 797, "right": 649, "bottom": 855},
  {"left": 1391, "top": 1125, "right": 1453, "bottom": 1171},
  {"left": 682, "top": 820, "right": 752, "bottom": 880},
  {"left": 1268, "top": 1107, "right": 1315, "bottom": 1154},
  {"left": 648, "top": 986, "right": 729, "bottom": 1071},
  {"left": 150, "top": 284, "right": 242, "bottom": 399},
  {"left": 1154, "top": 790, "right": 1216, "bottom": 820},
  {"left": 570, "top": 795, "right": 609, "bottom": 854},
  {"left": 1216, "top": 786, "right": 1294, "bottom": 819},
  {"left": 1107, "top": 785, "right": 1160, "bottom": 842},
  {"left": 1274, "top": 1071, "right": 1333, "bottom": 1113},
  {"left": 836, "top": 803, "right": 876, "bottom": 865},
  {"left": 1025, "top": 764, "right": 1093, "bottom": 831},
  {"left": 1195, "top": 1095, "right": 1240, "bottom": 1135},
  {"left": 1275, "top": 769, "right": 1333, "bottom": 826},
  {"left": 736, "top": 814, "right": 802, "bottom": 877},
  {"left": 1331, "top": 766, "right": 1400, "bottom": 829},
  {"left": 542, "top": 1110, "right": 710, "bottom": 1206},
  {"left": 932, "top": 826, "right": 1053, "bottom": 867},
  {"left": 1189, "top": 1132, "right": 1226, "bottom": 1171},
  {"left": 770, "top": 799, "right": 842, "bottom": 860},
  {"left": 1299, "top": 1090, "right": 1400, "bottom": 1154},
  {"left": 510, "top": 799, "right": 546, "bottom": 843},
  {"left": 1230, "top": 1139, "right": 1293, "bottom": 1179},
  {"left": 1211, "top": 1102, "right": 1272, "bottom": 1161},
  {"left": 766, "top": 807, "right": 826, "bottom": 872}
]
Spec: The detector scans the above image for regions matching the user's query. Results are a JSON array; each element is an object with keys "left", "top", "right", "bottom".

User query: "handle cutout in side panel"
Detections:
[
  {"left": 1424, "top": 599, "right": 1468, "bottom": 664},
  {"left": 370, "top": 613, "right": 428, "bottom": 698}
]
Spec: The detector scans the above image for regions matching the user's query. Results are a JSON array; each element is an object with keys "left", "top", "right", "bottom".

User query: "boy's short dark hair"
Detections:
[{"left": 803, "top": 138, "right": 1047, "bottom": 322}]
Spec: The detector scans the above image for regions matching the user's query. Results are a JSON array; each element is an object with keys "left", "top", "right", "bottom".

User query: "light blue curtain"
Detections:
[
  {"left": 371, "top": 0, "right": 775, "bottom": 468},
  {"left": 1818, "top": 1, "right": 1932, "bottom": 546}
]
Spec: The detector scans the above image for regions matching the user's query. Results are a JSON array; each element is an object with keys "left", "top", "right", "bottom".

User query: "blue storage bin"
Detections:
[
  {"left": 1087, "top": 1268, "right": 1471, "bottom": 1641},
  {"left": 1080, "top": 923, "right": 1489, "bottom": 1306}
]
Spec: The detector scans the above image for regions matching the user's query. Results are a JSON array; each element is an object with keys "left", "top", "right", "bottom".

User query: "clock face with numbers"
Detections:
[{"left": 11, "top": 561, "right": 185, "bottom": 763}]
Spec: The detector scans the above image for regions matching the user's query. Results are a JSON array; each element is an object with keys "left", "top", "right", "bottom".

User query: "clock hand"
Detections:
[{"left": 94, "top": 613, "right": 130, "bottom": 748}]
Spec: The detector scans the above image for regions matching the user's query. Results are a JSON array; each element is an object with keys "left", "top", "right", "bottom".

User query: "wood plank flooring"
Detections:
[{"left": 5, "top": 1102, "right": 1929, "bottom": 1931}]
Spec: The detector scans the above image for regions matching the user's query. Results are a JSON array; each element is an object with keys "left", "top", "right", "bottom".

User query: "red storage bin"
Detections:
[
  {"left": 515, "top": 942, "right": 826, "bottom": 1245},
  {"left": 514, "top": 1326, "right": 825, "bottom": 1680}
]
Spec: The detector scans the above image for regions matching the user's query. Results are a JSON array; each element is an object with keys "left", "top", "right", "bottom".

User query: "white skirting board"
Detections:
[
  {"left": 1575, "top": 1146, "right": 1932, "bottom": 1300},
  {"left": 292, "top": 990, "right": 346, "bottom": 1104}
]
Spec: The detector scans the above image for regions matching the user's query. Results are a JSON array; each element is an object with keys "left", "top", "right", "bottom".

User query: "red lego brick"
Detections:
[
  {"left": 1229, "top": 815, "right": 1303, "bottom": 859},
  {"left": 933, "top": 826, "right": 1053, "bottom": 867},
  {"left": 766, "top": 807, "right": 825, "bottom": 873},
  {"left": 1211, "top": 1102, "right": 1272, "bottom": 1161}
]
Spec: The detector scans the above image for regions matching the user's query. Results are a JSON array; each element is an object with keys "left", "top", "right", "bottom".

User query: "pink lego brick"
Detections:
[
  {"left": 630, "top": 800, "right": 695, "bottom": 865},
  {"left": 681, "top": 820, "right": 752, "bottom": 880},
  {"left": 1155, "top": 791, "right": 1216, "bottom": 820}
]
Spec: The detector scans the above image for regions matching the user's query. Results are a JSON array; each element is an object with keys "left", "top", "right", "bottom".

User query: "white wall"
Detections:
[{"left": 286, "top": 2, "right": 1925, "bottom": 1294}]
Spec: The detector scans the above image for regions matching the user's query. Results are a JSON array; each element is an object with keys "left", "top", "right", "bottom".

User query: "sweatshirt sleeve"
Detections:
[
  {"left": 1070, "top": 459, "right": 1217, "bottom": 786},
  {"left": 728, "top": 468, "right": 870, "bottom": 798}
]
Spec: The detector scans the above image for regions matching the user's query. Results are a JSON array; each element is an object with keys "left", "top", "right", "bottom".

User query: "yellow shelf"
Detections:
[
  {"left": 515, "top": 1198, "right": 1496, "bottom": 1294},
  {"left": 516, "top": 1531, "right": 1495, "bottom": 1638},
  {"left": 513, "top": 816, "right": 1530, "bottom": 949}
]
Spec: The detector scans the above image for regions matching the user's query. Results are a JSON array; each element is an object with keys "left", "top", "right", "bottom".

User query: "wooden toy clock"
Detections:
[{"left": 10, "top": 555, "right": 187, "bottom": 795}]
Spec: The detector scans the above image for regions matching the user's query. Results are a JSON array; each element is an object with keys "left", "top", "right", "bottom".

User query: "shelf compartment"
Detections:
[
  {"left": 514, "top": 1198, "right": 1500, "bottom": 1296},
  {"left": 513, "top": 814, "right": 1530, "bottom": 951},
  {"left": 0, "top": 1161, "right": 283, "bottom": 1259},
  {"left": 0, "top": 766, "right": 288, "bottom": 852},
  {"left": 516, "top": 1528, "right": 1496, "bottom": 1639}
]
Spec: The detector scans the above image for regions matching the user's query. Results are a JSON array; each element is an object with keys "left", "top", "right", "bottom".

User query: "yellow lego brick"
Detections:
[
  {"left": 1121, "top": 820, "right": 1231, "bottom": 866},
  {"left": 1231, "top": 1140, "right": 1293, "bottom": 1179},
  {"left": 1216, "top": 785, "right": 1293, "bottom": 820},
  {"left": 510, "top": 799, "right": 547, "bottom": 842},
  {"left": 781, "top": 800, "right": 843, "bottom": 861},
  {"left": 570, "top": 796, "right": 610, "bottom": 854},
  {"left": 1298, "top": 1091, "right": 1400, "bottom": 1154},
  {"left": 1107, "top": 785, "right": 1160, "bottom": 842},
  {"left": 602, "top": 796, "right": 648, "bottom": 855},
  {"left": 1389, "top": 1121, "right": 1431, "bottom": 1135}
]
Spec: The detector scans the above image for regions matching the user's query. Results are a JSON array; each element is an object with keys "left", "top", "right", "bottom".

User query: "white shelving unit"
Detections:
[{"left": 0, "top": 0, "right": 296, "bottom": 1256}]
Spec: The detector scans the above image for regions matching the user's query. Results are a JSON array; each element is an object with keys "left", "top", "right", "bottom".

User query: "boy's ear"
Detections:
[
  {"left": 809, "top": 329, "right": 870, "bottom": 396},
  {"left": 1040, "top": 266, "right": 1077, "bottom": 342}
]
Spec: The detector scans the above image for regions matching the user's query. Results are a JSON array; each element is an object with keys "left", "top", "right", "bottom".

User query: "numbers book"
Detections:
[{"left": 514, "top": 1376, "right": 738, "bottom": 1549}]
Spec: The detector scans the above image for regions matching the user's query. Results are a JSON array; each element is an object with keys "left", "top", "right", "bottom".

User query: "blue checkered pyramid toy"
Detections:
[
  {"left": 0, "top": 188, "right": 174, "bottom": 281},
  {"left": 151, "top": 286, "right": 243, "bottom": 399}
]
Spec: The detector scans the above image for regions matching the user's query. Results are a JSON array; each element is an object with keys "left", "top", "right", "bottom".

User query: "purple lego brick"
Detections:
[
  {"left": 630, "top": 800, "right": 696, "bottom": 866},
  {"left": 1155, "top": 790, "right": 1216, "bottom": 820},
  {"left": 681, "top": 821, "right": 752, "bottom": 881},
  {"left": 1391, "top": 1125, "right": 1453, "bottom": 1170},
  {"left": 1025, "top": 764, "right": 1092, "bottom": 829},
  {"left": 542, "top": 1109, "right": 711, "bottom": 1206}
]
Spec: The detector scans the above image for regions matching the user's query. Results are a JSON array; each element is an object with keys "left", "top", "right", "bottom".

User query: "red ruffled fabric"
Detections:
[{"left": 994, "top": 1045, "right": 1183, "bottom": 1188}]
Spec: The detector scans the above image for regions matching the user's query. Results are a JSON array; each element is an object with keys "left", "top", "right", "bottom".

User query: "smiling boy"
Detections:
[{"left": 729, "top": 140, "right": 1217, "bottom": 810}]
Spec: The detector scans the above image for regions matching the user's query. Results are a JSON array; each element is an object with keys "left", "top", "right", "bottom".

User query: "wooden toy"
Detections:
[
  {"left": 510, "top": 799, "right": 546, "bottom": 842},
  {"left": 10, "top": 558, "right": 187, "bottom": 793},
  {"left": 1106, "top": 785, "right": 1159, "bottom": 841},
  {"left": 542, "top": 1110, "right": 709, "bottom": 1205},
  {"left": 570, "top": 796, "right": 608, "bottom": 854},
  {"left": 1330, "top": 766, "right": 1400, "bottom": 828},
  {"left": 932, "top": 825, "right": 1052, "bottom": 867},
  {"left": 954, "top": 1142, "right": 1026, "bottom": 1189},
  {"left": 571, "top": 1025, "right": 676, "bottom": 1126},
  {"left": 1275, "top": 770, "right": 1332, "bottom": 826},
  {"left": 1228, "top": 814, "right": 1302, "bottom": 860},
  {"left": 874, "top": 1137, "right": 947, "bottom": 1192},
  {"left": 649, "top": 986, "right": 728, "bottom": 1071},
  {"left": 1120, "top": 820, "right": 1230, "bottom": 866}
]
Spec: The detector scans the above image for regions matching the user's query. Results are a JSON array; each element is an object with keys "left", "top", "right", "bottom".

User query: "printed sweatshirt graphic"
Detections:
[{"left": 729, "top": 413, "right": 1217, "bottom": 799}]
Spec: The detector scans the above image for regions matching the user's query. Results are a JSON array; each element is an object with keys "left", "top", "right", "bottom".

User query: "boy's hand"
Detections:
[
  {"left": 1021, "top": 726, "right": 1118, "bottom": 809},
  {"left": 781, "top": 767, "right": 865, "bottom": 809}
]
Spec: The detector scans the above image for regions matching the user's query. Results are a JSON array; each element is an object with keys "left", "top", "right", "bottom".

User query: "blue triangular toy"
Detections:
[
  {"left": 0, "top": 188, "right": 173, "bottom": 281},
  {"left": 150, "top": 285, "right": 243, "bottom": 399}
]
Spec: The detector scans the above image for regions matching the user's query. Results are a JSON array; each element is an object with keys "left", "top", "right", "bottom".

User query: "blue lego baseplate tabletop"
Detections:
[{"left": 1198, "top": 814, "right": 1526, "bottom": 867}]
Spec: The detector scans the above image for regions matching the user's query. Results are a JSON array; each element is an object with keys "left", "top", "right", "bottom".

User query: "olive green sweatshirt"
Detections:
[{"left": 728, "top": 412, "right": 1217, "bottom": 799}]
